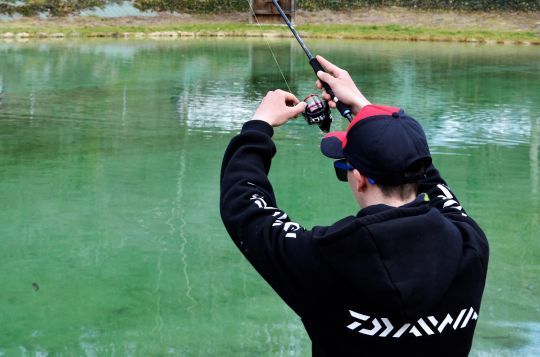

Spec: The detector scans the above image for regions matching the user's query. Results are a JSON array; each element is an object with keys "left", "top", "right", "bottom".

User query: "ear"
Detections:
[{"left": 352, "top": 169, "right": 368, "bottom": 193}]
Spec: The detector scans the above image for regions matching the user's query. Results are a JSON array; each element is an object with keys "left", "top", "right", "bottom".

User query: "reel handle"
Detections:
[{"left": 309, "top": 58, "right": 353, "bottom": 122}]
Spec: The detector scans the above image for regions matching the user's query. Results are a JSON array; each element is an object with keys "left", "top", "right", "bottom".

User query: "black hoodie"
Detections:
[{"left": 220, "top": 120, "right": 489, "bottom": 356}]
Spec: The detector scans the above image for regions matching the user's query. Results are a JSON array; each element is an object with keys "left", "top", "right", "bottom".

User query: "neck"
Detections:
[{"left": 360, "top": 190, "right": 416, "bottom": 209}]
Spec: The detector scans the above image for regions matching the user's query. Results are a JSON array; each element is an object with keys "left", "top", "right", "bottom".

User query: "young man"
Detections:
[{"left": 220, "top": 56, "right": 489, "bottom": 356}]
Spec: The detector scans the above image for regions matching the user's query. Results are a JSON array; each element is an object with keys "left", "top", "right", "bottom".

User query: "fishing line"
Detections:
[
  {"left": 247, "top": 0, "right": 293, "bottom": 93},
  {"left": 269, "top": 0, "right": 353, "bottom": 122}
]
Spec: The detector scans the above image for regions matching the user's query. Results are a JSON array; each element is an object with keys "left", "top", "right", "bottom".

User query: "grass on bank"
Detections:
[{"left": 1, "top": 21, "right": 538, "bottom": 44}]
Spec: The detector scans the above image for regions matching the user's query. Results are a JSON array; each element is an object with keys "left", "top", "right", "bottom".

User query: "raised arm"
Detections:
[{"left": 220, "top": 91, "right": 319, "bottom": 315}]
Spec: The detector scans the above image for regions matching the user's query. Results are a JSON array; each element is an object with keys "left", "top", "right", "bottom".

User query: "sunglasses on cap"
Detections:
[
  {"left": 333, "top": 159, "right": 353, "bottom": 182},
  {"left": 333, "top": 159, "right": 376, "bottom": 184}
]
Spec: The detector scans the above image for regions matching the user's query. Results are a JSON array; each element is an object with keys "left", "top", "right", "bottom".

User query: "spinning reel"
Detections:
[
  {"left": 302, "top": 94, "right": 332, "bottom": 133},
  {"left": 270, "top": 0, "right": 353, "bottom": 134}
]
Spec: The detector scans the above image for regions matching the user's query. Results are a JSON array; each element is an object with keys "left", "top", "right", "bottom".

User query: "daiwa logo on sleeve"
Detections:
[
  {"left": 249, "top": 192, "right": 301, "bottom": 238},
  {"left": 346, "top": 307, "right": 478, "bottom": 338}
]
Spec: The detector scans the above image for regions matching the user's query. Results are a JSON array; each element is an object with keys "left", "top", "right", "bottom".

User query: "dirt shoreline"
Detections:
[{"left": 1, "top": 8, "right": 539, "bottom": 44}]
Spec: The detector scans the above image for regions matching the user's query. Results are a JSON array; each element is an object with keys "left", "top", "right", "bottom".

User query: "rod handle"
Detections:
[{"left": 309, "top": 58, "right": 353, "bottom": 122}]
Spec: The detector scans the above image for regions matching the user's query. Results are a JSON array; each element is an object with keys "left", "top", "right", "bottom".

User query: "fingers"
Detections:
[
  {"left": 316, "top": 55, "right": 341, "bottom": 76},
  {"left": 298, "top": 101, "right": 307, "bottom": 110},
  {"left": 273, "top": 89, "right": 300, "bottom": 105},
  {"left": 288, "top": 101, "right": 307, "bottom": 118},
  {"left": 317, "top": 71, "right": 336, "bottom": 86},
  {"left": 276, "top": 89, "right": 306, "bottom": 118},
  {"left": 265, "top": 89, "right": 302, "bottom": 106},
  {"left": 255, "top": 89, "right": 308, "bottom": 127},
  {"left": 321, "top": 91, "right": 331, "bottom": 102}
]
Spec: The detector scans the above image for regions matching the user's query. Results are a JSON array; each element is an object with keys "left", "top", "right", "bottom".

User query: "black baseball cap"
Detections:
[{"left": 321, "top": 105, "right": 432, "bottom": 185}]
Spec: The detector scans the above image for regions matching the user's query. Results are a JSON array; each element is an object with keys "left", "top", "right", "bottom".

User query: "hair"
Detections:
[{"left": 376, "top": 159, "right": 430, "bottom": 200}]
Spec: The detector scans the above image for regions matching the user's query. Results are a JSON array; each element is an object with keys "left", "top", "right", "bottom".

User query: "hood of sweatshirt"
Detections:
[{"left": 314, "top": 195, "right": 462, "bottom": 320}]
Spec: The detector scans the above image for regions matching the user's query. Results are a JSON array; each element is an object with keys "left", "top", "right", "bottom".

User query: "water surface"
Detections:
[{"left": 0, "top": 38, "right": 539, "bottom": 356}]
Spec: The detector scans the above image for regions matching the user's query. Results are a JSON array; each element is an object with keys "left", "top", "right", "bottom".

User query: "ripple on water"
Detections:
[
  {"left": 429, "top": 104, "right": 535, "bottom": 148},
  {"left": 175, "top": 80, "right": 255, "bottom": 134},
  {"left": 473, "top": 321, "right": 540, "bottom": 357}
]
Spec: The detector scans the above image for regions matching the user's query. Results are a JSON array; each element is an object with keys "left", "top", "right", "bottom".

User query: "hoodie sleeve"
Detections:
[
  {"left": 418, "top": 164, "right": 489, "bottom": 270},
  {"left": 220, "top": 120, "right": 320, "bottom": 316},
  {"left": 418, "top": 164, "right": 468, "bottom": 217},
  {"left": 418, "top": 163, "right": 485, "bottom": 223}
]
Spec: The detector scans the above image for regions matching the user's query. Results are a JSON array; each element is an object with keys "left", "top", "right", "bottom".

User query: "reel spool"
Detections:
[{"left": 303, "top": 94, "right": 333, "bottom": 133}]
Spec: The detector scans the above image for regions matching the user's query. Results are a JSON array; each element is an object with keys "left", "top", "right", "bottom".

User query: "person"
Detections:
[{"left": 220, "top": 55, "right": 489, "bottom": 356}]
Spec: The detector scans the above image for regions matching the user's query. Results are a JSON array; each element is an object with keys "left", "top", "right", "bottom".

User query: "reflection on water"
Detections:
[
  {"left": 531, "top": 116, "right": 539, "bottom": 195},
  {"left": 0, "top": 39, "right": 539, "bottom": 356},
  {"left": 432, "top": 105, "right": 534, "bottom": 148}
]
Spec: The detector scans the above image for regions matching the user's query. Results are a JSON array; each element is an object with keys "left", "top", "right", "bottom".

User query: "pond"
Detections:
[{"left": 0, "top": 38, "right": 539, "bottom": 356}]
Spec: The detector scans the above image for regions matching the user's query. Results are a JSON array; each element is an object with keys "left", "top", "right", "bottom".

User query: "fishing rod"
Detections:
[{"left": 271, "top": 0, "right": 353, "bottom": 124}]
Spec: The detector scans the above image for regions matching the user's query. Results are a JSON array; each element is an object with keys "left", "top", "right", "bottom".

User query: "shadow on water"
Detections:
[{"left": 0, "top": 38, "right": 539, "bottom": 355}]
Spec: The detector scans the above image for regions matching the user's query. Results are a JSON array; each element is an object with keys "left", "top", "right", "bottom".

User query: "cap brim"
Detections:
[{"left": 320, "top": 131, "right": 347, "bottom": 159}]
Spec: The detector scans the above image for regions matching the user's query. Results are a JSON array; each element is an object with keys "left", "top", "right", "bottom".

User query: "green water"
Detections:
[{"left": 0, "top": 38, "right": 538, "bottom": 356}]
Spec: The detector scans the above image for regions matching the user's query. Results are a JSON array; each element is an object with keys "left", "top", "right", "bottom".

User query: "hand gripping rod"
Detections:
[{"left": 271, "top": 0, "right": 353, "bottom": 121}]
